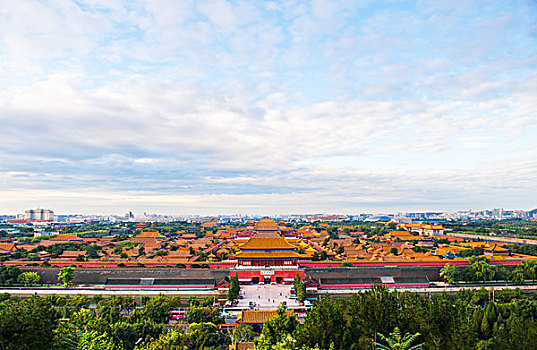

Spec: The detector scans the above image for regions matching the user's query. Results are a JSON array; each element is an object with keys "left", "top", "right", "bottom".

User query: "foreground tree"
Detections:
[
  {"left": 186, "top": 322, "right": 221, "bottom": 350},
  {"left": 141, "top": 294, "right": 172, "bottom": 324},
  {"left": 230, "top": 324, "right": 256, "bottom": 344},
  {"left": 255, "top": 305, "right": 300, "bottom": 349},
  {"left": 0, "top": 265, "right": 22, "bottom": 285},
  {"left": 298, "top": 294, "right": 347, "bottom": 350},
  {"left": 0, "top": 295, "right": 56, "bottom": 350},
  {"left": 73, "top": 331, "right": 124, "bottom": 350},
  {"left": 134, "top": 330, "right": 187, "bottom": 350},
  {"left": 375, "top": 327, "right": 423, "bottom": 350},
  {"left": 255, "top": 334, "right": 327, "bottom": 350}
]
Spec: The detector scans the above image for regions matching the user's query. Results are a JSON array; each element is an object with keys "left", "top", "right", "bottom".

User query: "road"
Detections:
[
  {"left": 450, "top": 232, "right": 537, "bottom": 246},
  {"left": 317, "top": 283, "right": 537, "bottom": 294},
  {"left": 3, "top": 283, "right": 537, "bottom": 299},
  {"left": 0, "top": 287, "right": 220, "bottom": 298}
]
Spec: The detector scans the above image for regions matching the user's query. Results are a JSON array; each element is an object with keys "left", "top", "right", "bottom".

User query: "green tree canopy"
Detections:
[
  {"left": 17, "top": 271, "right": 40, "bottom": 286},
  {"left": 58, "top": 267, "right": 75, "bottom": 287}
]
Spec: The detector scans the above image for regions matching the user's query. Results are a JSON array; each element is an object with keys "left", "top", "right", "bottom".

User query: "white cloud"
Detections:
[{"left": 0, "top": 0, "right": 536, "bottom": 214}]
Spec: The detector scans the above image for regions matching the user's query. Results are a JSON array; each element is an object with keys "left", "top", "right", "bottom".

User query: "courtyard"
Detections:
[{"left": 235, "top": 284, "right": 301, "bottom": 310}]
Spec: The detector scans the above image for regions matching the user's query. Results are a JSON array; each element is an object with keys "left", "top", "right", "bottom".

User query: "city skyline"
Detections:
[
  {"left": 1, "top": 206, "right": 535, "bottom": 220},
  {"left": 1, "top": 1, "right": 536, "bottom": 215}
]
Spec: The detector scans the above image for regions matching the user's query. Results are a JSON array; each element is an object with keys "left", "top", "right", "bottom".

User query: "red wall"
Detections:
[{"left": 230, "top": 269, "right": 305, "bottom": 284}]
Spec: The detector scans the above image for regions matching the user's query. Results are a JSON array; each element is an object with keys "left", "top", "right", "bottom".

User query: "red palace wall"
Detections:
[{"left": 230, "top": 269, "right": 305, "bottom": 284}]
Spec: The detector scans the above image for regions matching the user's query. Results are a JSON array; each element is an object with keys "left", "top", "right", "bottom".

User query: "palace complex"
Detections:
[{"left": 1, "top": 218, "right": 536, "bottom": 283}]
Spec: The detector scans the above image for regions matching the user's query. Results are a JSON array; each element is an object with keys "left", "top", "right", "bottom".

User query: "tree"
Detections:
[
  {"left": 298, "top": 295, "right": 347, "bottom": 350},
  {"left": 230, "top": 324, "right": 256, "bottom": 344},
  {"left": 511, "top": 272, "right": 525, "bottom": 285},
  {"left": 228, "top": 274, "right": 240, "bottom": 302},
  {"left": 186, "top": 322, "right": 221, "bottom": 350},
  {"left": 256, "top": 305, "right": 300, "bottom": 348},
  {"left": 134, "top": 329, "right": 187, "bottom": 350},
  {"left": 440, "top": 263, "right": 459, "bottom": 284},
  {"left": 58, "top": 267, "right": 75, "bottom": 287},
  {"left": 468, "top": 257, "right": 496, "bottom": 283},
  {"left": 495, "top": 267, "right": 510, "bottom": 281},
  {"left": 293, "top": 274, "right": 307, "bottom": 304},
  {"left": 255, "top": 334, "right": 326, "bottom": 350},
  {"left": 521, "top": 260, "right": 537, "bottom": 282},
  {"left": 0, "top": 265, "right": 22, "bottom": 285},
  {"left": 375, "top": 327, "right": 423, "bottom": 350},
  {"left": 390, "top": 248, "right": 398, "bottom": 255},
  {"left": 142, "top": 294, "right": 172, "bottom": 324},
  {"left": 17, "top": 271, "right": 40, "bottom": 286},
  {"left": 187, "top": 305, "right": 223, "bottom": 324},
  {"left": 346, "top": 284, "right": 398, "bottom": 344},
  {"left": 76, "top": 331, "right": 124, "bottom": 350},
  {"left": 0, "top": 295, "right": 56, "bottom": 350}
]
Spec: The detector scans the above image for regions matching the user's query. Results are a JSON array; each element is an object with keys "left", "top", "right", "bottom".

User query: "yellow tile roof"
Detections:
[
  {"left": 234, "top": 251, "right": 303, "bottom": 259},
  {"left": 238, "top": 310, "right": 295, "bottom": 324},
  {"left": 239, "top": 310, "right": 277, "bottom": 324},
  {"left": 239, "top": 237, "right": 297, "bottom": 250}
]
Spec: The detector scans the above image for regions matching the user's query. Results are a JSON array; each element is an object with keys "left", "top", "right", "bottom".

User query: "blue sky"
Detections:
[{"left": 0, "top": 0, "right": 536, "bottom": 215}]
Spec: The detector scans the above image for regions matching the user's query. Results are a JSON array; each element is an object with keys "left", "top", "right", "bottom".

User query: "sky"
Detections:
[{"left": 0, "top": 0, "right": 536, "bottom": 216}]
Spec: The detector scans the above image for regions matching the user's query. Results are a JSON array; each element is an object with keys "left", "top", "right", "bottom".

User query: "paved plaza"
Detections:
[{"left": 236, "top": 284, "right": 301, "bottom": 310}]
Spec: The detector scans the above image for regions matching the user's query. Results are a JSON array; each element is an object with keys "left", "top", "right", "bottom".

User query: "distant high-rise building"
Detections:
[{"left": 25, "top": 208, "right": 54, "bottom": 221}]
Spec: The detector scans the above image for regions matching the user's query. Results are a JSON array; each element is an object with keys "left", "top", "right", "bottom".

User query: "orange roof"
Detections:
[
  {"left": 238, "top": 309, "right": 295, "bottom": 324},
  {"left": 255, "top": 219, "right": 280, "bottom": 235},
  {"left": 201, "top": 220, "right": 219, "bottom": 228},
  {"left": 239, "top": 310, "right": 277, "bottom": 324},
  {"left": 389, "top": 231, "right": 414, "bottom": 237},
  {"left": 0, "top": 243, "right": 16, "bottom": 253},
  {"left": 135, "top": 231, "right": 165, "bottom": 239},
  {"left": 485, "top": 244, "right": 509, "bottom": 252},
  {"left": 234, "top": 251, "right": 303, "bottom": 259},
  {"left": 49, "top": 234, "right": 81, "bottom": 241},
  {"left": 239, "top": 237, "right": 297, "bottom": 250},
  {"left": 168, "top": 250, "right": 191, "bottom": 258},
  {"left": 59, "top": 250, "right": 86, "bottom": 258},
  {"left": 423, "top": 224, "right": 444, "bottom": 230}
]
